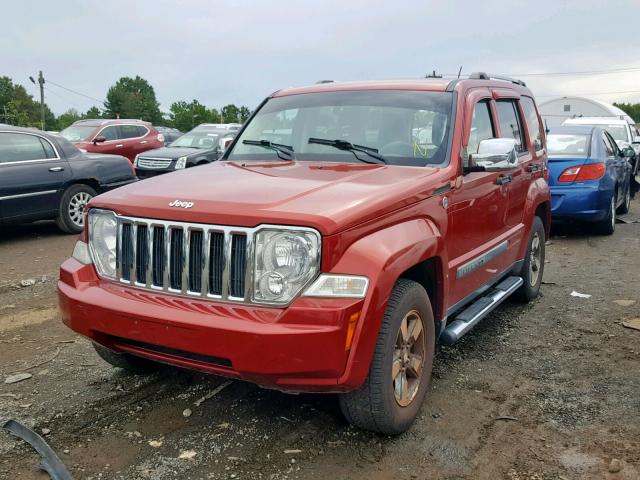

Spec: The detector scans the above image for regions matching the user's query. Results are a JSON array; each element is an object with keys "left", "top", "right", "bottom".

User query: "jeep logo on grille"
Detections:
[{"left": 169, "top": 200, "right": 194, "bottom": 209}]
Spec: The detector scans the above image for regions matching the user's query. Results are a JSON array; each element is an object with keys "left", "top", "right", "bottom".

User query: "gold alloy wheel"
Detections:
[
  {"left": 392, "top": 309, "right": 426, "bottom": 407},
  {"left": 529, "top": 231, "right": 542, "bottom": 287}
]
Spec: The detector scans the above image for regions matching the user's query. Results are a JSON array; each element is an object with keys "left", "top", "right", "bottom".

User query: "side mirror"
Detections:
[
  {"left": 633, "top": 135, "right": 640, "bottom": 144},
  {"left": 469, "top": 138, "right": 518, "bottom": 171},
  {"left": 219, "top": 137, "right": 234, "bottom": 151},
  {"left": 93, "top": 136, "right": 106, "bottom": 144},
  {"left": 622, "top": 146, "right": 636, "bottom": 159}
]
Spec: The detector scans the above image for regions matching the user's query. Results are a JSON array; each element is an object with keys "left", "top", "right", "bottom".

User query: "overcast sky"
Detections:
[{"left": 2, "top": 0, "right": 640, "bottom": 116}]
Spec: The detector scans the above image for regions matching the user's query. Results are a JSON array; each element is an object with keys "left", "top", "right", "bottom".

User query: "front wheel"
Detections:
[
  {"left": 514, "top": 216, "right": 546, "bottom": 302},
  {"left": 339, "top": 279, "right": 435, "bottom": 435},
  {"left": 93, "top": 344, "right": 162, "bottom": 375}
]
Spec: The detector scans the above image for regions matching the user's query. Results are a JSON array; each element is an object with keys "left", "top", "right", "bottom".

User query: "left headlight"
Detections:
[
  {"left": 174, "top": 156, "right": 188, "bottom": 169},
  {"left": 88, "top": 209, "right": 117, "bottom": 279},
  {"left": 253, "top": 228, "right": 320, "bottom": 305}
]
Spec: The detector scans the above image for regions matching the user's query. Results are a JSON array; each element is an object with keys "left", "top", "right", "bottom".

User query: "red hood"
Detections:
[{"left": 90, "top": 161, "right": 445, "bottom": 235}]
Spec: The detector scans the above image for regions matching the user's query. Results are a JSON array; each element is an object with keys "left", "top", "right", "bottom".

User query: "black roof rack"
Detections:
[
  {"left": 468, "top": 72, "right": 526, "bottom": 87},
  {"left": 315, "top": 80, "right": 334, "bottom": 84}
]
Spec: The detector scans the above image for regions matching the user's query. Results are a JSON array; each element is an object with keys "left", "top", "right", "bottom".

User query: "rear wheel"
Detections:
[
  {"left": 597, "top": 195, "right": 616, "bottom": 235},
  {"left": 339, "top": 279, "right": 435, "bottom": 435},
  {"left": 617, "top": 183, "right": 631, "bottom": 214},
  {"left": 514, "top": 216, "right": 545, "bottom": 302},
  {"left": 55, "top": 184, "right": 97, "bottom": 234},
  {"left": 93, "top": 343, "right": 161, "bottom": 375}
]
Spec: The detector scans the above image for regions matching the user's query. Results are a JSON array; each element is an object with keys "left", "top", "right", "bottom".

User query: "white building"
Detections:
[{"left": 538, "top": 96, "right": 634, "bottom": 128}]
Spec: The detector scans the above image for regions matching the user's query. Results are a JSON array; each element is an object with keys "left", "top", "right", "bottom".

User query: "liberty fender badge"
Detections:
[
  {"left": 442, "top": 196, "right": 449, "bottom": 209},
  {"left": 169, "top": 200, "right": 194, "bottom": 209}
]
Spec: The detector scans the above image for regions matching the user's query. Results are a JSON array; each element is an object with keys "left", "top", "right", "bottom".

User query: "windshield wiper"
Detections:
[
  {"left": 308, "top": 138, "right": 387, "bottom": 164},
  {"left": 242, "top": 139, "right": 295, "bottom": 160}
]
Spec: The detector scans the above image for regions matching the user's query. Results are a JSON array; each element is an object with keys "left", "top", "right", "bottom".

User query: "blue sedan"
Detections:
[{"left": 547, "top": 126, "right": 633, "bottom": 234}]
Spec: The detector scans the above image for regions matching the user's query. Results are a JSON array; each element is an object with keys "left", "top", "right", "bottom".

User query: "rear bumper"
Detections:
[
  {"left": 550, "top": 184, "right": 611, "bottom": 222},
  {"left": 58, "top": 258, "right": 365, "bottom": 392}
]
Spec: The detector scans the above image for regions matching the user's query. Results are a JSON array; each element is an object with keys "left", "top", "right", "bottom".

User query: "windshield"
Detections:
[
  {"left": 170, "top": 132, "right": 221, "bottom": 149},
  {"left": 59, "top": 125, "right": 97, "bottom": 142},
  {"left": 227, "top": 90, "right": 454, "bottom": 166},
  {"left": 547, "top": 134, "right": 590, "bottom": 157},
  {"left": 603, "top": 125, "right": 629, "bottom": 143}
]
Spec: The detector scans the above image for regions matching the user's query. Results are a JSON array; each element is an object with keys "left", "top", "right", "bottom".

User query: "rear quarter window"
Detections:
[{"left": 520, "top": 97, "right": 544, "bottom": 151}]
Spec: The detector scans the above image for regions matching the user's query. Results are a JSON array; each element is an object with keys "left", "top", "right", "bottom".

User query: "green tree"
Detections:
[
  {"left": 57, "top": 108, "right": 82, "bottom": 129},
  {"left": 84, "top": 106, "right": 103, "bottom": 119},
  {"left": 221, "top": 104, "right": 240, "bottom": 123},
  {"left": 103, "top": 76, "right": 162, "bottom": 123},
  {"left": 167, "top": 100, "right": 221, "bottom": 131},
  {"left": 614, "top": 102, "right": 640, "bottom": 123},
  {"left": 0, "top": 76, "right": 55, "bottom": 129},
  {"left": 238, "top": 106, "right": 251, "bottom": 122}
]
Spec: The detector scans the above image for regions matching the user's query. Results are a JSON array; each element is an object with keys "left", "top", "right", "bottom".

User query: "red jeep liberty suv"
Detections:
[{"left": 59, "top": 74, "right": 551, "bottom": 434}]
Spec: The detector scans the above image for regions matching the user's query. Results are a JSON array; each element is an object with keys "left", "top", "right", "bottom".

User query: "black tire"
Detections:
[
  {"left": 514, "top": 216, "right": 546, "bottom": 303},
  {"left": 617, "top": 182, "right": 631, "bottom": 214},
  {"left": 597, "top": 195, "right": 616, "bottom": 236},
  {"left": 339, "top": 279, "right": 435, "bottom": 435},
  {"left": 55, "top": 184, "right": 97, "bottom": 234},
  {"left": 93, "top": 343, "right": 161, "bottom": 374}
]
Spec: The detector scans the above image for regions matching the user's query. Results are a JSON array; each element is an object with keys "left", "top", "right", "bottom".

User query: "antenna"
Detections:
[{"left": 457, "top": 66, "right": 463, "bottom": 79}]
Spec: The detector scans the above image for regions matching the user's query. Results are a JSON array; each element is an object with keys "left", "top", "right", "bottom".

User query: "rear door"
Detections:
[
  {"left": 492, "top": 95, "right": 530, "bottom": 230},
  {"left": 0, "top": 131, "right": 72, "bottom": 221},
  {"left": 119, "top": 124, "right": 150, "bottom": 160},
  {"left": 603, "top": 131, "right": 624, "bottom": 204}
]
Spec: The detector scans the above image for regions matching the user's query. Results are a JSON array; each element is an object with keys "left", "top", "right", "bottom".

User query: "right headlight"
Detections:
[
  {"left": 252, "top": 228, "right": 320, "bottom": 305},
  {"left": 88, "top": 209, "right": 117, "bottom": 279}
]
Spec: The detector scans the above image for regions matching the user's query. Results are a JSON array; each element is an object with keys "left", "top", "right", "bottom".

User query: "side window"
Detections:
[
  {"left": 602, "top": 133, "right": 615, "bottom": 156},
  {"left": 0, "top": 132, "right": 48, "bottom": 163},
  {"left": 120, "top": 125, "right": 141, "bottom": 139},
  {"left": 99, "top": 126, "right": 119, "bottom": 141},
  {"left": 495, "top": 100, "right": 526, "bottom": 154},
  {"left": 520, "top": 97, "right": 543, "bottom": 151},
  {"left": 467, "top": 100, "right": 495, "bottom": 154},
  {"left": 39, "top": 138, "right": 57, "bottom": 158},
  {"left": 136, "top": 125, "right": 149, "bottom": 137}
]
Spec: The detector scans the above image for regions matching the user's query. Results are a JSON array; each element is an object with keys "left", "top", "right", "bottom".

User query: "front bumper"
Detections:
[
  {"left": 135, "top": 169, "right": 167, "bottom": 179},
  {"left": 550, "top": 184, "right": 611, "bottom": 222},
  {"left": 58, "top": 258, "right": 365, "bottom": 392}
]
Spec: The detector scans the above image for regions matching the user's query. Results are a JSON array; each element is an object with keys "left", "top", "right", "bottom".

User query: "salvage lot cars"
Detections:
[{"left": 0, "top": 126, "right": 137, "bottom": 233}]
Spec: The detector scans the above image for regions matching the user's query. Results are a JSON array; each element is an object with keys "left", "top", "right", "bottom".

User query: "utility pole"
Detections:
[{"left": 29, "top": 71, "right": 45, "bottom": 130}]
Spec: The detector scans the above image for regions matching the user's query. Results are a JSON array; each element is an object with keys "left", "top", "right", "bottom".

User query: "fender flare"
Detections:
[{"left": 330, "top": 217, "right": 445, "bottom": 389}]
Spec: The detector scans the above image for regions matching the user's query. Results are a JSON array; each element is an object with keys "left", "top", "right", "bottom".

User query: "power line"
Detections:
[
  {"left": 443, "top": 65, "right": 640, "bottom": 78},
  {"left": 535, "top": 89, "right": 640, "bottom": 98},
  {"left": 46, "top": 80, "right": 104, "bottom": 104},
  {"left": 42, "top": 85, "right": 85, "bottom": 111}
]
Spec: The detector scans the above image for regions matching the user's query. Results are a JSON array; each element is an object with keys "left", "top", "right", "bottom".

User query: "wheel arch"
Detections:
[{"left": 331, "top": 217, "right": 446, "bottom": 389}]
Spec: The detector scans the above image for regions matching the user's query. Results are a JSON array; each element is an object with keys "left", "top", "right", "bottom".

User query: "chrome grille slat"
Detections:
[
  {"left": 115, "top": 217, "right": 254, "bottom": 303},
  {"left": 137, "top": 157, "right": 172, "bottom": 169}
]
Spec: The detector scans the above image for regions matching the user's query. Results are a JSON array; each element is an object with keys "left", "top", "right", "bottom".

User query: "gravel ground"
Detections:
[{"left": 1, "top": 200, "right": 639, "bottom": 479}]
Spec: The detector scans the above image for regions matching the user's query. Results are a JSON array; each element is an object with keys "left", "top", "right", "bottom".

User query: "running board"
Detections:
[{"left": 440, "top": 276, "right": 523, "bottom": 345}]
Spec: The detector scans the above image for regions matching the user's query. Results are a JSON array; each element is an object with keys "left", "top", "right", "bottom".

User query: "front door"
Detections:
[{"left": 447, "top": 94, "right": 512, "bottom": 306}]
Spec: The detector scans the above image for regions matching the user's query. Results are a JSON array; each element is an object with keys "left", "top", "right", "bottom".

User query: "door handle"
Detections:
[
  {"left": 49, "top": 166, "right": 64, "bottom": 172},
  {"left": 115, "top": 144, "right": 124, "bottom": 148},
  {"left": 140, "top": 140, "right": 148, "bottom": 144},
  {"left": 527, "top": 164, "right": 540, "bottom": 173},
  {"left": 496, "top": 175, "right": 512, "bottom": 185}
]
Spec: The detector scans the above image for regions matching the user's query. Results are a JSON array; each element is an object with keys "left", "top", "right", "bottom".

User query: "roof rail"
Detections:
[
  {"left": 468, "top": 72, "right": 526, "bottom": 87},
  {"left": 315, "top": 80, "right": 334, "bottom": 84}
]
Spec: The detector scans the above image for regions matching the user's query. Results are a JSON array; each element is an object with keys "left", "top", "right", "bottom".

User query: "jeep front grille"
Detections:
[
  {"left": 137, "top": 157, "right": 172, "bottom": 169},
  {"left": 116, "top": 217, "right": 252, "bottom": 302}
]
